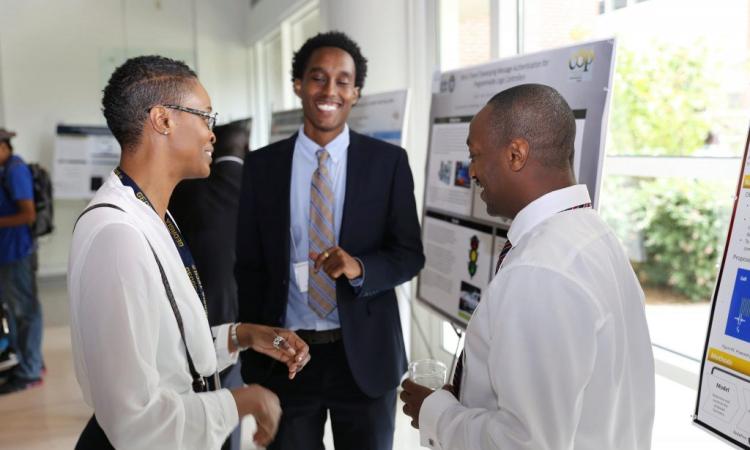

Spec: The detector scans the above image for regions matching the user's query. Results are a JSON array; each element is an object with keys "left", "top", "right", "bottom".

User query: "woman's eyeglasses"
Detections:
[{"left": 149, "top": 105, "right": 218, "bottom": 131}]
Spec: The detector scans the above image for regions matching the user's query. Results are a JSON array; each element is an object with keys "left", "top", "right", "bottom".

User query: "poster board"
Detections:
[
  {"left": 52, "top": 125, "right": 121, "bottom": 199},
  {"left": 695, "top": 130, "right": 750, "bottom": 449},
  {"left": 417, "top": 39, "right": 616, "bottom": 328},
  {"left": 269, "top": 109, "right": 304, "bottom": 144},
  {"left": 268, "top": 89, "right": 409, "bottom": 145}
]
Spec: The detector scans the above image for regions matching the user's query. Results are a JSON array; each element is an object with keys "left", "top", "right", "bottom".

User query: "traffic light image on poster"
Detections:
[{"left": 468, "top": 235, "right": 478, "bottom": 278}]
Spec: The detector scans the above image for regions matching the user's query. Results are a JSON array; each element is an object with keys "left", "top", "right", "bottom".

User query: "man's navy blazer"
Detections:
[{"left": 235, "top": 129, "right": 425, "bottom": 398}]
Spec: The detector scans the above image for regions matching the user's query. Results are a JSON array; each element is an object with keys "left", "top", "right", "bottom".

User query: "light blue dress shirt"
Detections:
[{"left": 285, "top": 125, "right": 361, "bottom": 331}]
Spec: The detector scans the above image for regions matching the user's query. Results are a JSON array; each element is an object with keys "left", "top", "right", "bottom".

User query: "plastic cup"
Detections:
[{"left": 408, "top": 359, "right": 447, "bottom": 390}]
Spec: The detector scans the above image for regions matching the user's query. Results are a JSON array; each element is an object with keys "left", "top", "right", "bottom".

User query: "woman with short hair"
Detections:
[{"left": 69, "top": 55, "right": 309, "bottom": 450}]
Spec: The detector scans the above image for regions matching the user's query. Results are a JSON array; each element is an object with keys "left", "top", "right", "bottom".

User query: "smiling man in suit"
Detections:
[{"left": 235, "top": 31, "right": 425, "bottom": 450}]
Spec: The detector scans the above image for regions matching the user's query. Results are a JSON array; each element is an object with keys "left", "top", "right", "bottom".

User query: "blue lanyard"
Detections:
[{"left": 114, "top": 167, "right": 209, "bottom": 315}]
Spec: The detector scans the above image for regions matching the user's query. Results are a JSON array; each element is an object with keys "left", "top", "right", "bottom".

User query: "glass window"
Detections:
[
  {"left": 263, "top": 32, "right": 284, "bottom": 113},
  {"left": 522, "top": 0, "right": 750, "bottom": 363},
  {"left": 249, "top": 4, "right": 320, "bottom": 148},
  {"left": 439, "top": 0, "right": 492, "bottom": 70},
  {"left": 437, "top": 0, "right": 493, "bottom": 354},
  {"left": 521, "top": 0, "right": 598, "bottom": 54},
  {"left": 291, "top": 8, "right": 320, "bottom": 52}
]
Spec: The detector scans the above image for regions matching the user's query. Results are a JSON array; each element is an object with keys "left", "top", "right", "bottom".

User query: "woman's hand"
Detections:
[
  {"left": 230, "top": 384, "right": 281, "bottom": 447},
  {"left": 238, "top": 324, "right": 311, "bottom": 379}
]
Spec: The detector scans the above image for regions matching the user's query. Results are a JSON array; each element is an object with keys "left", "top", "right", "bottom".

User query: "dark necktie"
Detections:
[
  {"left": 494, "top": 240, "right": 513, "bottom": 275},
  {"left": 451, "top": 201, "right": 592, "bottom": 399}
]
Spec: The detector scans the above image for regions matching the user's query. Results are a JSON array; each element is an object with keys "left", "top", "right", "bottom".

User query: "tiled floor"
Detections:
[{"left": 0, "top": 325, "right": 91, "bottom": 450}]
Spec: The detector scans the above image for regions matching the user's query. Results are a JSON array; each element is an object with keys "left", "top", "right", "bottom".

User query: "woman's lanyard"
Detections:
[{"left": 114, "top": 167, "right": 209, "bottom": 316}]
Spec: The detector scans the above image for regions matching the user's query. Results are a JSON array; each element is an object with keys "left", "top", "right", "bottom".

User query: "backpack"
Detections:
[{"left": 2, "top": 161, "right": 54, "bottom": 238}]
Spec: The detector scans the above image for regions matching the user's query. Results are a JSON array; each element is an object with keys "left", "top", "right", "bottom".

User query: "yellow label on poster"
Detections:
[{"left": 707, "top": 347, "right": 750, "bottom": 377}]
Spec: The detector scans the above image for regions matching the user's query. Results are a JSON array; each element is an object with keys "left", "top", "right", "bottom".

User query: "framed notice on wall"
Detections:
[{"left": 52, "top": 125, "right": 120, "bottom": 199}]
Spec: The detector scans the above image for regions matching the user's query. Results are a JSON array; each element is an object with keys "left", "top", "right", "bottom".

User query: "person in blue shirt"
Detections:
[{"left": 0, "top": 128, "right": 43, "bottom": 395}]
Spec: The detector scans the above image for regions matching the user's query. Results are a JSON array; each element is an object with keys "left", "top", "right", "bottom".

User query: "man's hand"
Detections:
[
  {"left": 310, "top": 246, "right": 362, "bottom": 280},
  {"left": 238, "top": 324, "right": 311, "bottom": 379},
  {"left": 400, "top": 378, "right": 437, "bottom": 429},
  {"left": 230, "top": 384, "right": 282, "bottom": 447}
]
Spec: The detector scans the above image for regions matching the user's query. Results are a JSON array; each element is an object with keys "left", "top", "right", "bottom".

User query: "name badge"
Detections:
[{"left": 294, "top": 261, "right": 309, "bottom": 293}]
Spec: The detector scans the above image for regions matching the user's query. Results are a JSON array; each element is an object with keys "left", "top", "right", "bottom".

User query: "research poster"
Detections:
[
  {"left": 268, "top": 89, "right": 409, "bottom": 145},
  {"left": 269, "top": 109, "right": 304, "bottom": 144},
  {"left": 695, "top": 134, "right": 750, "bottom": 449},
  {"left": 418, "top": 39, "right": 615, "bottom": 328},
  {"left": 52, "top": 125, "right": 121, "bottom": 199}
]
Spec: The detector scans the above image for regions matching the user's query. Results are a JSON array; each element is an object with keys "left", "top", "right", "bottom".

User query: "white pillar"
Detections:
[{"left": 319, "top": 0, "right": 409, "bottom": 94}]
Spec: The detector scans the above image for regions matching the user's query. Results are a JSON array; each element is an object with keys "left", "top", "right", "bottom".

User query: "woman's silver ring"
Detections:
[{"left": 272, "top": 335, "right": 285, "bottom": 350}]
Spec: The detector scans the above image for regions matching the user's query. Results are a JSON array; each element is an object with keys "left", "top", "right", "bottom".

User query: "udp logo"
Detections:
[
  {"left": 568, "top": 49, "right": 595, "bottom": 82},
  {"left": 569, "top": 49, "right": 595, "bottom": 71}
]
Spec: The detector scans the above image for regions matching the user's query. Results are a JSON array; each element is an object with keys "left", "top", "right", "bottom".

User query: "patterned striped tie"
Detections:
[
  {"left": 308, "top": 149, "right": 337, "bottom": 318},
  {"left": 452, "top": 201, "right": 593, "bottom": 399},
  {"left": 494, "top": 240, "right": 513, "bottom": 275}
]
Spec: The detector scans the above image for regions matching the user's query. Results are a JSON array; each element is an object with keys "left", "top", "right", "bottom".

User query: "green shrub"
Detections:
[
  {"left": 602, "top": 176, "right": 732, "bottom": 302},
  {"left": 610, "top": 42, "right": 716, "bottom": 156}
]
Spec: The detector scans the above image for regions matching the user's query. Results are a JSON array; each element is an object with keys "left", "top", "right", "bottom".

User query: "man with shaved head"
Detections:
[{"left": 401, "top": 84, "right": 655, "bottom": 450}]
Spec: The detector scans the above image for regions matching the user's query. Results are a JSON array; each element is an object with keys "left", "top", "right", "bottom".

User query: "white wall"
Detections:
[
  {"left": 0, "top": 0, "right": 253, "bottom": 275},
  {"left": 319, "top": 0, "right": 409, "bottom": 94},
  {"left": 195, "top": 0, "right": 252, "bottom": 124}
]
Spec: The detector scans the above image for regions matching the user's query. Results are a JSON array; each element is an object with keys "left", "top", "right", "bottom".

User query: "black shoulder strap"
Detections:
[
  {"left": 75, "top": 203, "right": 211, "bottom": 392},
  {"left": 144, "top": 238, "right": 208, "bottom": 392},
  {"left": 74, "top": 203, "right": 124, "bottom": 228},
  {"left": 0, "top": 158, "right": 20, "bottom": 201}
]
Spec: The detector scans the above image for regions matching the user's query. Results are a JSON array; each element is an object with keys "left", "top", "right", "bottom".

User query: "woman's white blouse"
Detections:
[{"left": 68, "top": 173, "right": 240, "bottom": 450}]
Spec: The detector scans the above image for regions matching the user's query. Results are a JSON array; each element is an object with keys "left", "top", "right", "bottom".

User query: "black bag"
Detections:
[
  {"left": 27, "top": 163, "right": 54, "bottom": 237},
  {"left": 2, "top": 161, "right": 55, "bottom": 237}
]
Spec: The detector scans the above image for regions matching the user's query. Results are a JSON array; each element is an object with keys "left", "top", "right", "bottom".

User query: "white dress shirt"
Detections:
[
  {"left": 68, "top": 172, "right": 241, "bottom": 450},
  {"left": 419, "top": 184, "right": 655, "bottom": 450}
]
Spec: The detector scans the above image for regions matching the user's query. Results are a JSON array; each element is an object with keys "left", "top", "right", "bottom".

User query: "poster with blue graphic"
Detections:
[
  {"left": 725, "top": 268, "right": 750, "bottom": 342},
  {"left": 695, "top": 128, "right": 750, "bottom": 448}
]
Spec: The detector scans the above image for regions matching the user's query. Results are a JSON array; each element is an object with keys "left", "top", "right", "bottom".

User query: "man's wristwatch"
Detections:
[{"left": 230, "top": 323, "right": 249, "bottom": 352}]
